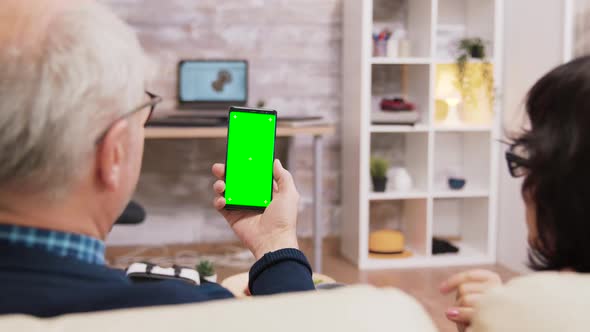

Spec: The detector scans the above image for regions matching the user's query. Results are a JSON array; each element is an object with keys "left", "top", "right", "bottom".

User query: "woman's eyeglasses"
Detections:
[
  {"left": 96, "top": 91, "right": 162, "bottom": 143},
  {"left": 505, "top": 143, "right": 529, "bottom": 178}
]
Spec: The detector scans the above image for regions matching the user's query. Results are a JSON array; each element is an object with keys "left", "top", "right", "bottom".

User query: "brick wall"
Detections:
[{"left": 102, "top": 0, "right": 344, "bottom": 245}]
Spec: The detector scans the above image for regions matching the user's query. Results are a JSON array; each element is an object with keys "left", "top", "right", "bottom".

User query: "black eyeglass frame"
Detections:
[
  {"left": 504, "top": 143, "right": 530, "bottom": 178},
  {"left": 96, "top": 91, "right": 162, "bottom": 143}
]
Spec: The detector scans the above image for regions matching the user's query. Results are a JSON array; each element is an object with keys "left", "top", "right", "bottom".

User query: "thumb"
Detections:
[{"left": 273, "top": 159, "right": 296, "bottom": 194}]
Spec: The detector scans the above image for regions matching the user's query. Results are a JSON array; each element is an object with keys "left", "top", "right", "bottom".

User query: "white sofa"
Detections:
[
  {"left": 1, "top": 273, "right": 589, "bottom": 332},
  {"left": 0, "top": 286, "right": 438, "bottom": 332}
]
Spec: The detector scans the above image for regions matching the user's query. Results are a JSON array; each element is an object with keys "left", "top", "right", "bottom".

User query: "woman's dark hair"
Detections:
[{"left": 515, "top": 55, "right": 590, "bottom": 272}]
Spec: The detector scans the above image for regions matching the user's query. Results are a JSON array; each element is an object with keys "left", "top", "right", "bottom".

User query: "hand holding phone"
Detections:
[{"left": 212, "top": 160, "right": 300, "bottom": 260}]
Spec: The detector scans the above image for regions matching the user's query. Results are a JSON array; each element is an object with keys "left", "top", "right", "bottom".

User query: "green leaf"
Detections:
[{"left": 196, "top": 260, "right": 215, "bottom": 277}]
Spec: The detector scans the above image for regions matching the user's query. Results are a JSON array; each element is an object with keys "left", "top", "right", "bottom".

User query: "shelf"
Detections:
[
  {"left": 371, "top": 57, "right": 431, "bottom": 65},
  {"left": 369, "top": 190, "right": 428, "bottom": 200},
  {"left": 371, "top": 132, "right": 429, "bottom": 193},
  {"left": 372, "top": 0, "right": 432, "bottom": 58},
  {"left": 432, "top": 189, "right": 489, "bottom": 198},
  {"left": 434, "top": 59, "right": 496, "bottom": 65},
  {"left": 369, "top": 199, "right": 428, "bottom": 259},
  {"left": 436, "top": 0, "right": 496, "bottom": 60},
  {"left": 371, "top": 63, "right": 431, "bottom": 126},
  {"left": 370, "top": 124, "right": 429, "bottom": 133},
  {"left": 433, "top": 132, "right": 491, "bottom": 193},
  {"left": 433, "top": 124, "right": 492, "bottom": 132},
  {"left": 368, "top": 189, "right": 489, "bottom": 200},
  {"left": 363, "top": 251, "right": 430, "bottom": 269},
  {"left": 362, "top": 242, "right": 492, "bottom": 269},
  {"left": 430, "top": 242, "right": 490, "bottom": 264},
  {"left": 432, "top": 197, "right": 490, "bottom": 256}
]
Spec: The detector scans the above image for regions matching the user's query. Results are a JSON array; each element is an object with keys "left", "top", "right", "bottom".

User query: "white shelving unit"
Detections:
[
  {"left": 369, "top": 190, "right": 429, "bottom": 200},
  {"left": 370, "top": 124, "right": 429, "bottom": 133},
  {"left": 371, "top": 57, "right": 432, "bottom": 65},
  {"left": 433, "top": 124, "right": 492, "bottom": 132},
  {"left": 341, "top": 0, "right": 503, "bottom": 269}
]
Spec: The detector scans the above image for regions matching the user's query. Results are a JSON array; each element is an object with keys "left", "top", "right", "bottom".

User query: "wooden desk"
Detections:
[
  {"left": 144, "top": 125, "right": 335, "bottom": 272},
  {"left": 145, "top": 126, "right": 334, "bottom": 139}
]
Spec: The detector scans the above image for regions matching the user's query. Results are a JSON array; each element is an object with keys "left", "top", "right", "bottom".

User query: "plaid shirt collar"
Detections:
[{"left": 0, "top": 224, "right": 105, "bottom": 265}]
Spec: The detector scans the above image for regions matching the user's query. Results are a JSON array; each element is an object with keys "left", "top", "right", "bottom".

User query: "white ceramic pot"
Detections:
[
  {"left": 203, "top": 274, "right": 217, "bottom": 283},
  {"left": 387, "top": 167, "right": 413, "bottom": 191}
]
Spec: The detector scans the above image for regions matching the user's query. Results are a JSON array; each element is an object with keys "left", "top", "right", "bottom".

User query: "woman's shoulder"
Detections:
[{"left": 471, "top": 272, "right": 590, "bottom": 332}]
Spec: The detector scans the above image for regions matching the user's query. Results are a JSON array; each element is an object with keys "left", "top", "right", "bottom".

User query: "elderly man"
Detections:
[{"left": 0, "top": 0, "right": 314, "bottom": 317}]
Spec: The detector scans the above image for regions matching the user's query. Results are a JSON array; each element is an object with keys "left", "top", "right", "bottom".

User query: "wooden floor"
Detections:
[{"left": 106, "top": 237, "right": 518, "bottom": 332}]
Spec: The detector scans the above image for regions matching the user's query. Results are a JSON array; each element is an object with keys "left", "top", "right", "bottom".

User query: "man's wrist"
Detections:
[{"left": 253, "top": 236, "right": 299, "bottom": 260}]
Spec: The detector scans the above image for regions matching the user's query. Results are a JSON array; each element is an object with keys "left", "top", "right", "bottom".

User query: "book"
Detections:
[{"left": 371, "top": 111, "right": 420, "bottom": 125}]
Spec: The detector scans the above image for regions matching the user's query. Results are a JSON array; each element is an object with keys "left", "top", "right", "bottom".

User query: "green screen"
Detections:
[{"left": 225, "top": 109, "right": 276, "bottom": 208}]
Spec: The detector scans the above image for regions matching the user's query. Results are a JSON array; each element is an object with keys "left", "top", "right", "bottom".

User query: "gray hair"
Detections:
[{"left": 0, "top": 0, "right": 149, "bottom": 196}]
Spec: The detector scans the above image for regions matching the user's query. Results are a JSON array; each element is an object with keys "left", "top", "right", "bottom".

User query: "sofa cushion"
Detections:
[
  {"left": 472, "top": 272, "right": 590, "bottom": 332},
  {"left": 0, "top": 285, "right": 437, "bottom": 332}
]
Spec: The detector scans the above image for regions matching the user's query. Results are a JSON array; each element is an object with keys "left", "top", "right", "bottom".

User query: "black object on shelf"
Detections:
[
  {"left": 115, "top": 200, "right": 146, "bottom": 225},
  {"left": 432, "top": 237, "right": 460, "bottom": 255},
  {"left": 372, "top": 177, "right": 387, "bottom": 192}
]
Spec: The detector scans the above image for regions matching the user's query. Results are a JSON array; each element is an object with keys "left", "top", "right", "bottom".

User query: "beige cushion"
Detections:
[
  {"left": 0, "top": 285, "right": 437, "bottom": 332},
  {"left": 472, "top": 272, "right": 590, "bottom": 332}
]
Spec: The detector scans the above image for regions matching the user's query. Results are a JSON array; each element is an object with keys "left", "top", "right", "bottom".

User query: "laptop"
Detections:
[{"left": 147, "top": 60, "right": 248, "bottom": 127}]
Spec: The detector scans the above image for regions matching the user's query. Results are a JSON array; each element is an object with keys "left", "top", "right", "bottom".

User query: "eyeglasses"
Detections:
[
  {"left": 139, "top": 91, "right": 162, "bottom": 124},
  {"left": 96, "top": 91, "right": 162, "bottom": 143},
  {"left": 505, "top": 143, "right": 529, "bottom": 178}
]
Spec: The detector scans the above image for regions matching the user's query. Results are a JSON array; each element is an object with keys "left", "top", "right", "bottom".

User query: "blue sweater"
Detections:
[{"left": 0, "top": 244, "right": 315, "bottom": 317}]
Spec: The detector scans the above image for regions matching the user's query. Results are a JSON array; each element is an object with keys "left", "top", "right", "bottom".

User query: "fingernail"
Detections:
[
  {"left": 276, "top": 159, "right": 283, "bottom": 168},
  {"left": 446, "top": 309, "right": 459, "bottom": 318}
]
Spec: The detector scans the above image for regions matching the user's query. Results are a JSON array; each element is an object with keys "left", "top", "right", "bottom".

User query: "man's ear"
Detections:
[{"left": 96, "top": 120, "right": 130, "bottom": 191}]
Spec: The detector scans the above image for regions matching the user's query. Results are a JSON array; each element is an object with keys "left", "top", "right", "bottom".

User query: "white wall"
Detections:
[{"left": 498, "top": 0, "right": 566, "bottom": 273}]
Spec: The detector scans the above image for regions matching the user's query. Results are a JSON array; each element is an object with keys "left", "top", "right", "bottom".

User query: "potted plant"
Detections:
[
  {"left": 370, "top": 156, "right": 389, "bottom": 192},
  {"left": 196, "top": 260, "right": 217, "bottom": 283},
  {"left": 455, "top": 37, "right": 494, "bottom": 117},
  {"left": 459, "top": 37, "right": 486, "bottom": 59}
]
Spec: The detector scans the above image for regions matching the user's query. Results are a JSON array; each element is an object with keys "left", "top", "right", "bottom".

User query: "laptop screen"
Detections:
[{"left": 178, "top": 60, "right": 248, "bottom": 109}]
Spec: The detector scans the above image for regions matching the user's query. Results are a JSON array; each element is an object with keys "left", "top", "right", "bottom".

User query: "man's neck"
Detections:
[{"left": 0, "top": 192, "right": 110, "bottom": 241}]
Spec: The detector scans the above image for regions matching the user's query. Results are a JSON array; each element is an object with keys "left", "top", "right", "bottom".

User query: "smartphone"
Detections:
[{"left": 224, "top": 107, "right": 277, "bottom": 211}]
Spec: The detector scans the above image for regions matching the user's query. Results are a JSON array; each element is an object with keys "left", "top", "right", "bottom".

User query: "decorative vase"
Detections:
[
  {"left": 372, "top": 177, "right": 387, "bottom": 192},
  {"left": 387, "top": 167, "right": 413, "bottom": 191},
  {"left": 387, "top": 39, "right": 399, "bottom": 58}
]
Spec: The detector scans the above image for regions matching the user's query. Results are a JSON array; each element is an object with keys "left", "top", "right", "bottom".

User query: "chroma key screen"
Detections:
[{"left": 224, "top": 108, "right": 277, "bottom": 209}]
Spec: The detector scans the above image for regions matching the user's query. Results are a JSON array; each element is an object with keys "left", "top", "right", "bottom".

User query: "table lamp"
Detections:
[
  {"left": 442, "top": 95, "right": 462, "bottom": 126},
  {"left": 435, "top": 64, "right": 463, "bottom": 126}
]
